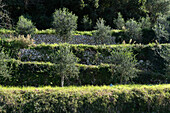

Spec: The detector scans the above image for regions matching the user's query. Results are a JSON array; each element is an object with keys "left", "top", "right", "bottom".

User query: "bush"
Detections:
[
  {"left": 0, "top": 85, "right": 170, "bottom": 113},
  {"left": 144, "top": 0, "right": 170, "bottom": 23},
  {"left": 139, "top": 16, "right": 151, "bottom": 29},
  {"left": 82, "top": 15, "right": 92, "bottom": 31},
  {"left": 53, "top": 8, "right": 78, "bottom": 42},
  {"left": 6, "top": 35, "right": 35, "bottom": 48},
  {"left": 153, "top": 14, "right": 170, "bottom": 43},
  {"left": 50, "top": 44, "right": 79, "bottom": 87},
  {"left": 113, "top": 12, "right": 125, "bottom": 30},
  {"left": 125, "top": 19, "right": 142, "bottom": 43},
  {"left": 105, "top": 47, "right": 138, "bottom": 84},
  {"left": 93, "top": 18, "right": 112, "bottom": 45},
  {"left": 16, "top": 15, "right": 35, "bottom": 36}
]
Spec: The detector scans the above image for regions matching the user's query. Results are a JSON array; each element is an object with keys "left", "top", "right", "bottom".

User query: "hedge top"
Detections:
[{"left": 1, "top": 84, "right": 170, "bottom": 91}]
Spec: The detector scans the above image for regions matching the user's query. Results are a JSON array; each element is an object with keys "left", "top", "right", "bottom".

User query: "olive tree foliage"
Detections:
[
  {"left": 139, "top": 0, "right": 170, "bottom": 23},
  {"left": 50, "top": 44, "right": 79, "bottom": 87},
  {"left": 113, "top": 12, "right": 125, "bottom": 30},
  {"left": 139, "top": 15, "right": 151, "bottom": 29},
  {"left": 114, "top": 13, "right": 150, "bottom": 43},
  {"left": 16, "top": 15, "right": 35, "bottom": 36},
  {"left": 153, "top": 14, "right": 170, "bottom": 43},
  {"left": 0, "top": 0, "right": 12, "bottom": 29},
  {"left": 105, "top": 47, "right": 138, "bottom": 84},
  {"left": 53, "top": 8, "right": 78, "bottom": 42},
  {"left": 93, "top": 18, "right": 112, "bottom": 45},
  {"left": 0, "top": 47, "right": 11, "bottom": 79},
  {"left": 82, "top": 15, "right": 92, "bottom": 31},
  {"left": 125, "top": 19, "right": 143, "bottom": 42},
  {"left": 114, "top": 13, "right": 151, "bottom": 30}
]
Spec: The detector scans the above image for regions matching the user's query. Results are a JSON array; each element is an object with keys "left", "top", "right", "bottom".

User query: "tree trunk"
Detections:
[{"left": 61, "top": 75, "right": 64, "bottom": 87}]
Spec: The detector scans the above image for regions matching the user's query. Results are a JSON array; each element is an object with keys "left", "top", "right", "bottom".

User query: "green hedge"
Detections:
[
  {"left": 0, "top": 29, "right": 15, "bottom": 34},
  {"left": 0, "top": 60, "right": 112, "bottom": 86},
  {"left": 0, "top": 28, "right": 123, "bottom": 36},
  {"left": 0, "top": 60, "right": 169, "bottom": 86},
  {"left": 0, "top": 85, "right": 170, "bottom": 113},
  {"left": 31, "top": 44, "right": 170, "bottom": 74},
  {"left": 0, "top": 40, "right": 169, "bottom": 75}
]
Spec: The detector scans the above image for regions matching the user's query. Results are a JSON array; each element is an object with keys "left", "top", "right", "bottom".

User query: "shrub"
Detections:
[
  {"left": 16, "top": 15, "right": 35, "bottom": 36},
  {"left": 105, "top": 47, "right": 138, "bottom": 84},
  {"left": 139, "top": 16, "right": 151, "bottom": 29},
  {"left": 113, "top": 12, "right": 125, "bottom": 30},
  {"left": 143, "top": 0, "right": 170, "bottom": 23},
  {"left": 0, "top": 46, "right": 11, "bottom": 79},
  {"left": 125, "top": 19, "right": 142, "bottom": 43},
  {"left": 93, "top": 18, "right": 112, "bottom": 45},
  {"left": 53, "top": 8, "right": 78, "bottom": 42},
  {"left": 82, "top": 15, "right": 92, "bottom": 31},
  {"left": 7, "top": 35, "right": 35, "bottom": 48},
  {"left": 138, "top": 16, "right": 154, "bottom": 44},
  {"left": 153, "top": 14, "right": 170, "bottom": 43},
  {"left": 50, "top": 44, "right": 79, "bottom": 87}
]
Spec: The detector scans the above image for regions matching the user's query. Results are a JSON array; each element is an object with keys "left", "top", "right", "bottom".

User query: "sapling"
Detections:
[
  {"left": 93, "top": 18, "right": 112, "bottom": 45},
  {"left": 50, "top": 44, "right": 79, "bottom": 87},
  {"left": 106, "top": 47, "right": 138, "bottom": 84}
]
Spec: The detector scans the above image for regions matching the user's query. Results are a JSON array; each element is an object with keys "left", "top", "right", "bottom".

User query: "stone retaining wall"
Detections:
[{"left": 32, "top": 34, "right": 116, "bottom": 45}]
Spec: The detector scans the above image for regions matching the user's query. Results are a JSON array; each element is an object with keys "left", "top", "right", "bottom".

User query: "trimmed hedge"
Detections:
[
  {"left": 0, "top": 60, "right": 112, "bottom": 86},
  {"left": 0, "top": 40, "right": 169, "bottom": 85},
  {"left": 30, "top": 44, "right": 170, "bottom": 74},
  {"left": 0, "top": 85, "right": 170, "bottom": 113},
  {"left": 0, "top": 60, "right": 169, "bottom": 86},
  {"left": 0, "top": 28, "right": 122, "bottom": 36},
  {"left": 0, "top": 40, "right": 169, "bottom": 75}
]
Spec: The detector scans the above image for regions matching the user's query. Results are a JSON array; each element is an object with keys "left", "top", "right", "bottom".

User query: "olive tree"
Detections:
[
  {"left": 142, "top": 0, "right": 170, "bottom": 23},
  {"left": 106, "top": 47, "right": 138, "bottom": 84},
  {"left": 53, "top": 8, "right": 78, "bottom": 42},
  {"left": 125, "top": 19, "right": 143, "bottom": 42},
  {"left": 16, "top": 15, "right": 35, "bottom": 36},
  {"left": 93, "top": 18, "right": 112, "bottom": 45},
  {"left": 82, "top": 15, "right": 92, "bottom": 31},
  {"left": 153, "top": 14, "right": 170, "bottom": 43},
  {"left": 113, "top": 12, "right": 125, "bottom": 30},
  {"left": 50, "top": 44, "right": 79, "bottom": 87}
]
